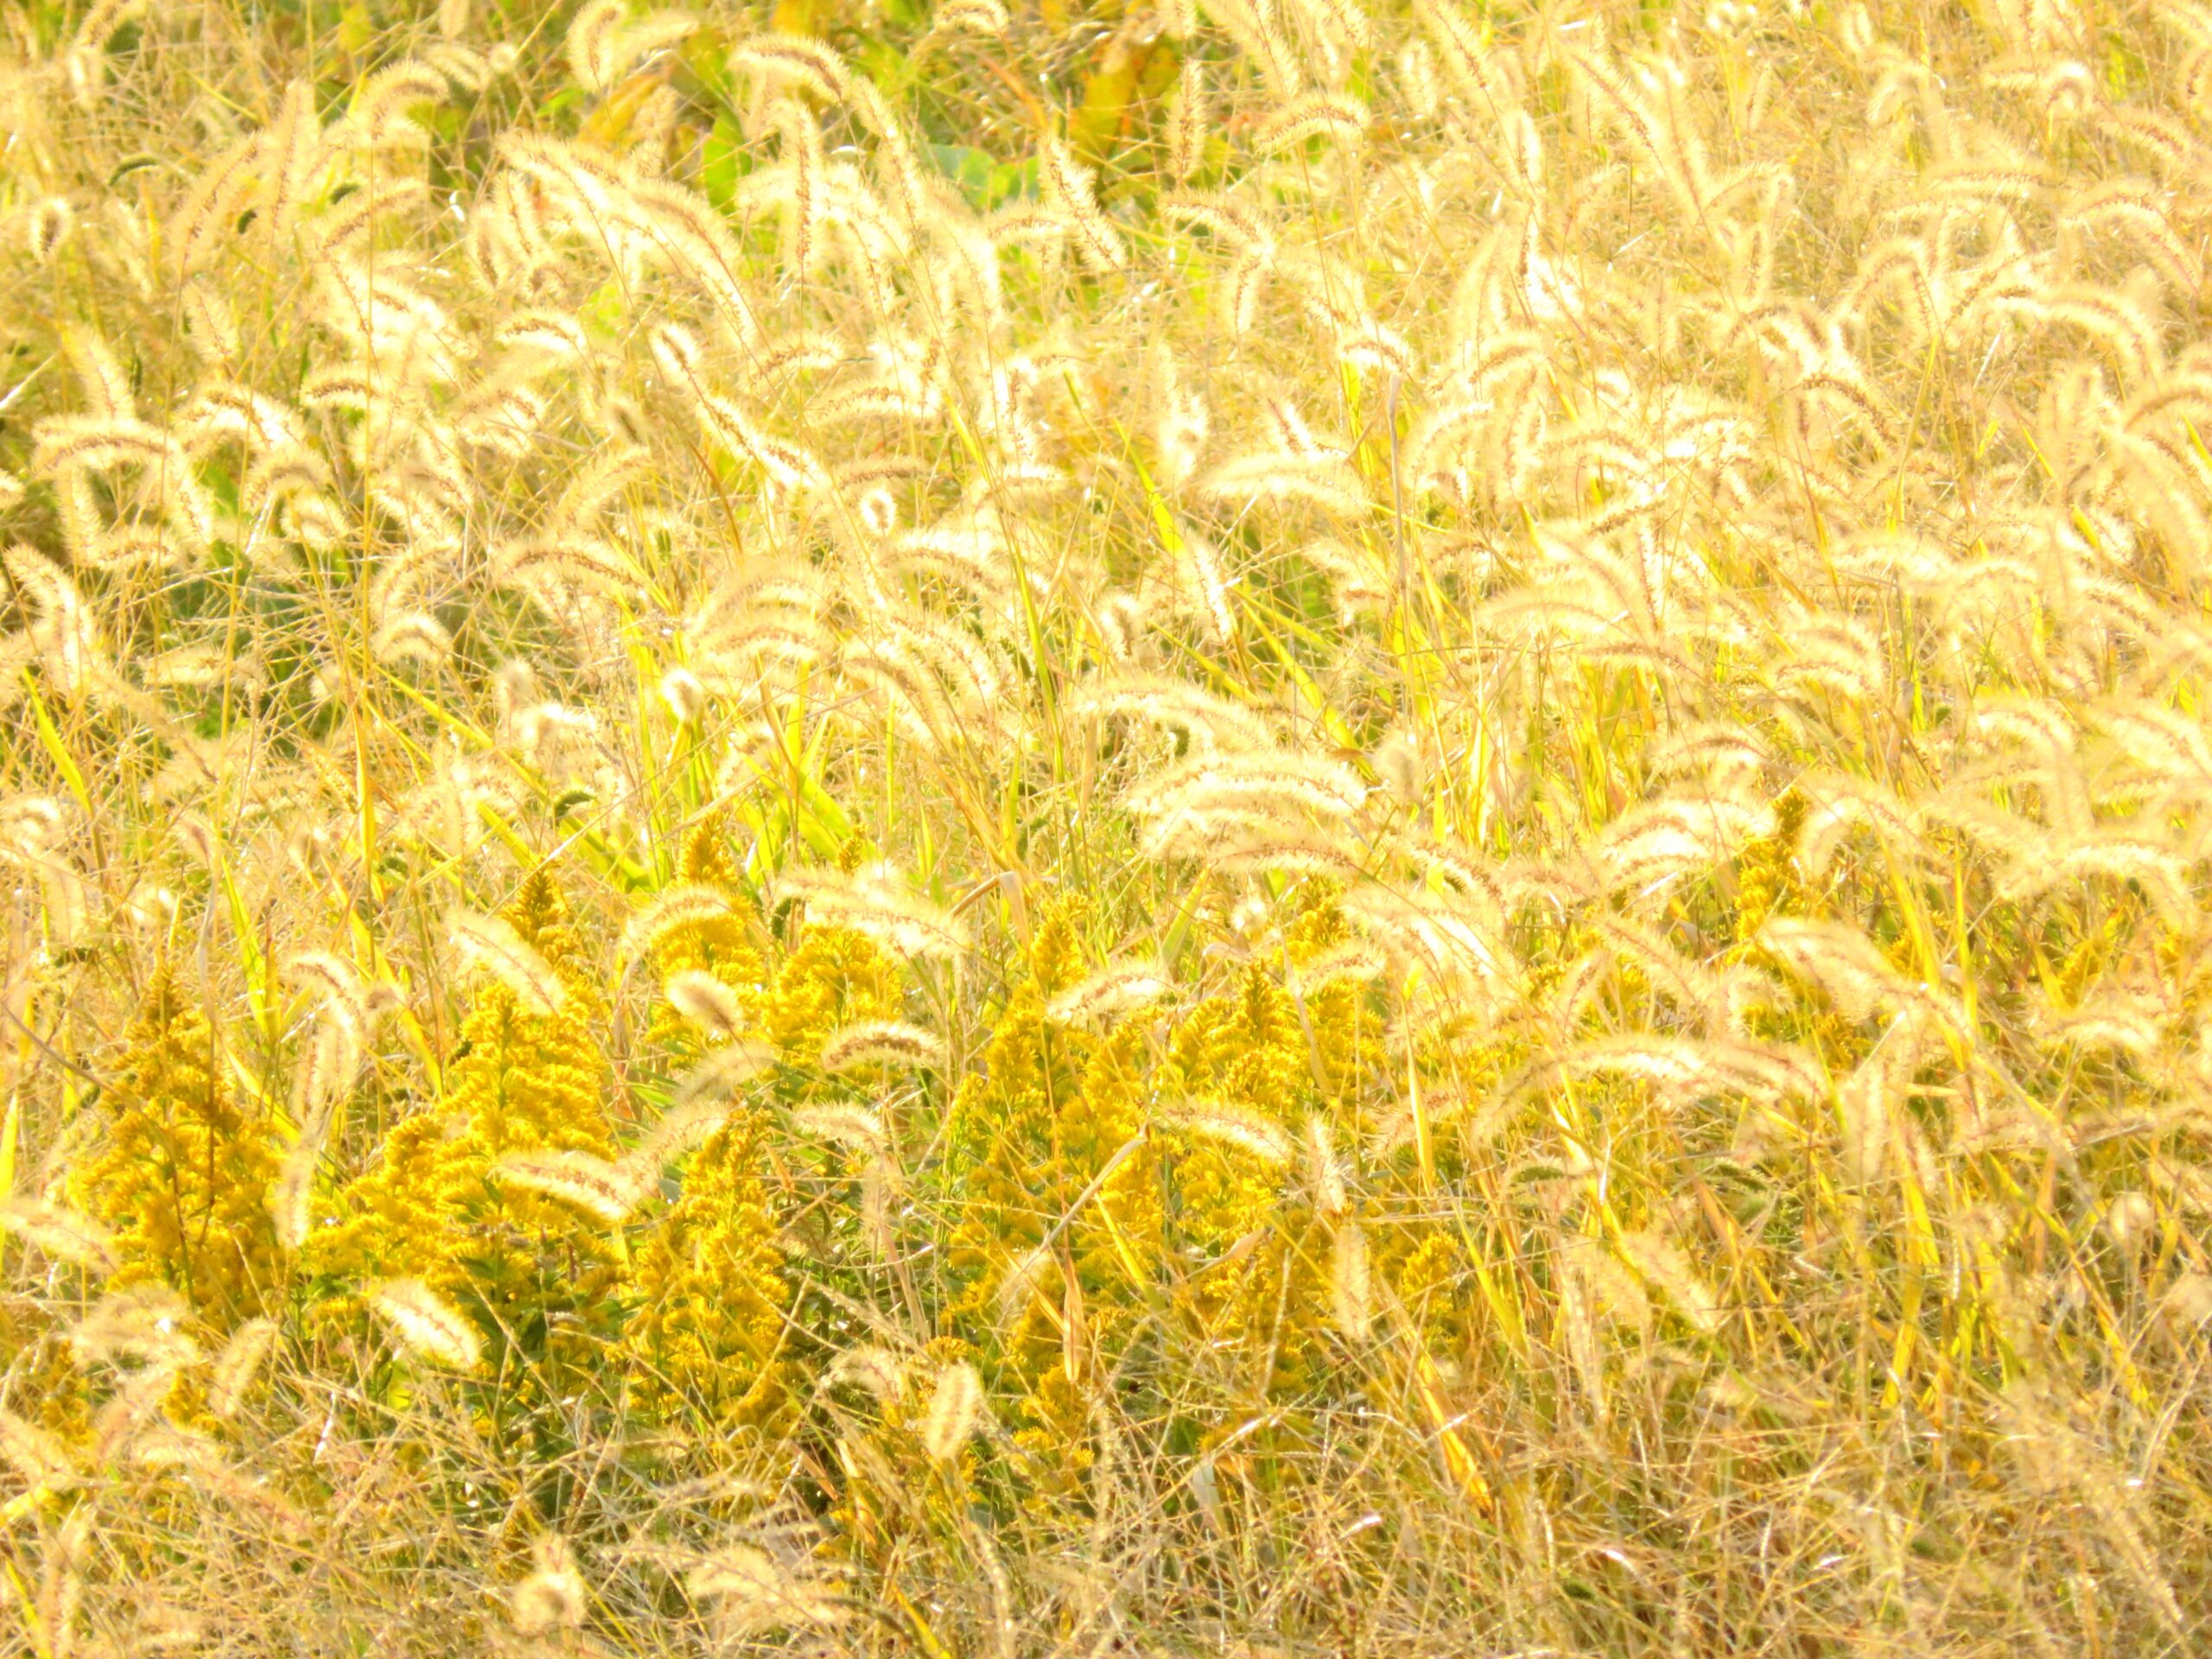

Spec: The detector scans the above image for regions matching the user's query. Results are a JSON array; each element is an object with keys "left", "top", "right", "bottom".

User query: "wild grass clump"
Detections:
[{"left": 4, "top": 0, "right": 2212, "bottom": 1650}]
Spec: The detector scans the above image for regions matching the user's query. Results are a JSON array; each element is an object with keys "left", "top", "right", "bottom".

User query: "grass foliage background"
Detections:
[{"left": 3, "top": 0, "right": 2212, "bottom": 1650}]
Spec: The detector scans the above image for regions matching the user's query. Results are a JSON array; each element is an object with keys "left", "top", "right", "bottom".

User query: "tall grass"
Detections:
[{"left": 3, "top": 0, "right": 2211, "bottom": 1650}]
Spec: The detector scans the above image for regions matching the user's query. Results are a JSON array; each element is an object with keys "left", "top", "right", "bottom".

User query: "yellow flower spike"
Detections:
[
  {"left": 621, "top": 1108, "right": 791, "bottom": 1433},
  {"left": 306, "top": 870, "right": 617, "bottom": 1382},
  {"left": 73, "top": 967, "right": 284, "bottom": 1329}
]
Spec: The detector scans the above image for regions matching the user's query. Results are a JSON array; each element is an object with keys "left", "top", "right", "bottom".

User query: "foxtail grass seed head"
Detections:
[
  {"left": 671, "top": 1038, "right": 779, "bottom": 1105},
  {"left": 493, "top": 1148, "right": 637, "bottom": 1223},
  {"left": 448, "top": 909, "right": 566, "bottom": 1014},
  {"left": 369, "top": 1279, "right": 482, "bottom": 1370},
  {"left": 818, "top": 1019, "right": 945, "bottom": 1071},
  {"left": 826, "top": 1343, "right": 906, "bottom": 1401},
  {"left": 1046, "top": 961, "right": 1172, "bottom": 1024},
  {"left": 686, "top": 1543, "right": 847, "bottom": 1635},
  {"left": 660, "top": 666, "right": 709, "bottom": 726},
  {"left": 1330, "top": 1220, "right": 1372, "bottom": 1340},
  {"left": 29, "top": 200, "right": 73, "bottom": 262},
  {"left": 0, "top": 1198, "right": 118, "bottom": 1275},
  {"left": 924, "top": 1359, "right": 985, "bottom": 1463},
  {"left": 1158, "top": 1098, "right": 1300, "bottom": 1167},
  {"left": 207, "top": 1317, "right": 279, "bottom": 1420},
  {"left": 0, "top": 1408, "right": 79, "bottom": 1493},
  {"left": 664, "top": 968, "right": 749, "bottom": 1041},
  {"left": 512, "top": 1536, "right": 588, "bottom": 1635}
]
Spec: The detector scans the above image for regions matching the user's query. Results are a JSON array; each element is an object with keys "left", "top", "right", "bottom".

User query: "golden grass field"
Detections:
[{"left": 3, "top": 0, "right": 2212, "bottom": 1650}]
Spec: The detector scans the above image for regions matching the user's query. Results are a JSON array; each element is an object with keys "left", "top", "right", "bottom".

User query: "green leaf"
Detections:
[
  {"left": 929, "top": 145, "right": 1036, "bottom": 212},
  {"left": 702, "top": 113, "right": 743, "bottom": 219},
  {"left": 22, "top": 673, "right": 90, "bottom": 818},
  {"left": 929, "top": 143, "right": 995, "bottom": 207}
]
